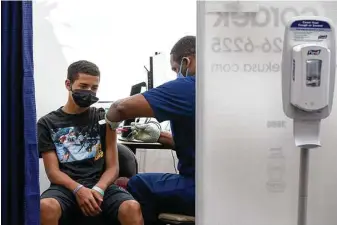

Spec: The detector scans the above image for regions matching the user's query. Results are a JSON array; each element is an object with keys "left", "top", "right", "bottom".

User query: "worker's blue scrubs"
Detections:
[{"left": 126, "top": 76, "right": 195, "bottom": 224}]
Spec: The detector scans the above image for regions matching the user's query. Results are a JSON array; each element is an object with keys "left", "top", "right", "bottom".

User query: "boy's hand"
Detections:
[
  {"left": 75, "top": 187, "right": 101, "bottom": 216},
  {"left": 91, "top": 189, "right": 104, "bottom": 207}
]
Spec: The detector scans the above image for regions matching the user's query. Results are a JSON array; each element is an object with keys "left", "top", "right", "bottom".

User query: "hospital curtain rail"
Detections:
[{"left": 1, "top": 1, "right": 40, "bottom": 225}]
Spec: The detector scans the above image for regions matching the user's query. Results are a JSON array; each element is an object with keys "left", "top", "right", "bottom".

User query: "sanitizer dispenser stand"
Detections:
[{"left": 281, "top": 16, "right": 336, "bottom": 225}]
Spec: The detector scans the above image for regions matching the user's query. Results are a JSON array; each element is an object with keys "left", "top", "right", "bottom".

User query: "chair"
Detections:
[
  {"left": 117, "top": 143, "right": 138, "bottom": 177},
  {"left": 63, "top": 143, "right": 138, "bottom": 225},
  {"left": 158, "top": 213, "right": 195, "bottom": 225}
]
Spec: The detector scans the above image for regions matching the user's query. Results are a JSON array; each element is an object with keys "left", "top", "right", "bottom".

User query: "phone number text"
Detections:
[{"left": 211, "top": 37, "right": 283, "bottom": 53}]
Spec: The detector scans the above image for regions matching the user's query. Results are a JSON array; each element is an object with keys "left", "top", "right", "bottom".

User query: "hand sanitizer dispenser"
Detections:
[
  {"left": 291, "top": 44, "right": 331, "bottom": 112},
  {"left": 282, "top": 16, "right": 335, "bottom": 122},
  {"left": 281, "top": 16, "right": 336, "bottom": 225}
]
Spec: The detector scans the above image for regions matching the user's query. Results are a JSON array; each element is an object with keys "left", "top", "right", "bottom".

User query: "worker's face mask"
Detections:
[
  {"left": 177, "top": 57, "right": 190, "bottom": 78},
  {"left": 71, "top": 89, "right": 99, "bottom": 108}
]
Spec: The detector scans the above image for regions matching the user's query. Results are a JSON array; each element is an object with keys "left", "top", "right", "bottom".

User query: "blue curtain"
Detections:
[{"left": 1, "top": 1, "right": 40, "bottom": 225}]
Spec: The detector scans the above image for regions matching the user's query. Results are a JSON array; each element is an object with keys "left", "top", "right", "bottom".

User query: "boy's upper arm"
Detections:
[
  {"left": 142, "top": 79, "right": 195, "bottom": 122},
  {"left": 37, "top": 119, "right": 55, "bottom": 154},
  {"left": 99, "top": 108, "right": 118, "bottom": 169},
  {"left": 37, "top": 118, "right": 60, "bottom": 172},
  {"left": 104, "top": 124, "right": 118, "bottom": 169}
]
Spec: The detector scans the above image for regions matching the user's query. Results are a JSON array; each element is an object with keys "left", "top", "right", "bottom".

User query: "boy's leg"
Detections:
[
  {"left": 40, "top": 184, "right": 80, "bottom": 225},
  {"left": 101, "top": 184, "right": 143, "bottom": 225}
]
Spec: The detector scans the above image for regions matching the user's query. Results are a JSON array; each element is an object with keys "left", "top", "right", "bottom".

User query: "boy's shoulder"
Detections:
[
  {"left": 37, "top": 108, "right": 61, "bottom": 125},
  {"left": 37, "top": 106, "right": 106, "bottom": 126}
]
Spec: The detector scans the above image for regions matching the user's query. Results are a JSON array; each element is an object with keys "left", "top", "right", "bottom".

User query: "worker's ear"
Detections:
[{"left": 182, "top": 57, "right": 191, "bottom": 68}]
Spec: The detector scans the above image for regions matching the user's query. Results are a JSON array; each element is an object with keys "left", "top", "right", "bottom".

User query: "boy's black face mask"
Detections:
[{"left": 72, "top": 89, "right": 99, "bottom": 108}]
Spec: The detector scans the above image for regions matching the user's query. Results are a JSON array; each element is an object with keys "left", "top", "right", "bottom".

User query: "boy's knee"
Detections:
[
  {"left": 40, "top": 198, "right": 61, "bottom": 221},
  {"left": 119, "top": 200, "right": 141, "bottom": 214},
  {"left": 118, "top": 200, "right": 143, "bottom": 225}
]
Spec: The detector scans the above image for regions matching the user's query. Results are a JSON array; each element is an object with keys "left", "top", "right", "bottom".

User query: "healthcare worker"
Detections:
[{"left": 105, "top": 35, "right": 196, "bottom": 224}]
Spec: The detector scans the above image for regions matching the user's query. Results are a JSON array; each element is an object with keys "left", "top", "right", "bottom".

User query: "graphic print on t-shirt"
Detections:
[{"left": 50, "top": 126, "right": 103, "bottom": 163}]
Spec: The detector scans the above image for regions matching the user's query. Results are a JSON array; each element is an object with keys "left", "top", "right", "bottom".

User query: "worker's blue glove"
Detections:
[{"left": 130, "top": 122, "right": 161, "bottom": 143}]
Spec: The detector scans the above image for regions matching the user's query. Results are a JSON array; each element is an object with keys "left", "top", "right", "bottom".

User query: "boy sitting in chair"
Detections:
[{"left": 38, "top": 60, "right": 143, "bottom": 225}]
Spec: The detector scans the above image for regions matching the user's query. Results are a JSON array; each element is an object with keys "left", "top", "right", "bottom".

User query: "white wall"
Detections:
[
  {"left": 33, "top": 0, "right": 195, "bottom": 192},
  {"left": 198, "top": 2, "right": 337, "bottom": 225},
  {"left": 33, "top": 0, "right": 196, "bottom": 119}
]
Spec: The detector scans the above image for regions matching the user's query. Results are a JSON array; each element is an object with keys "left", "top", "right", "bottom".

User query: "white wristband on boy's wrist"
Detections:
[
  {"left": 73, "top": 184, "right": 83, "bottom": 195},
  {"left": 92, "top": 186, "right": 104, "bottom": 196}
]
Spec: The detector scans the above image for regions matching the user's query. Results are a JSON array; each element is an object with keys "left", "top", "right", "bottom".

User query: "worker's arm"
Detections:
[
  {"left": 95, "top": 124, "right": 119, "bottom": 191},
  {"left": 106, "top": 79, "right": 193, "bottom": 147},
  {"left": 106, "top": 94, "right": 175, "bottom": 147},
  {"left": 159, "top": 131, "right": 175, "bottom": 149},
  {"left": 106, "top": 79, "right": 193, "bottom": 123},
  {"left": 106, "top": 94, "right": 154, "bottom": 122}
]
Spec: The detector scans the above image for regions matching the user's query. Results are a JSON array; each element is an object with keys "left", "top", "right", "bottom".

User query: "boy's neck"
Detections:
[{"left": 62, "top": 100, "right": 88, "bottom": 114}]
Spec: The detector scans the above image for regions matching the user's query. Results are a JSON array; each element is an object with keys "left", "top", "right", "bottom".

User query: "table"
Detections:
[
  {"left": 118, "top": 138, "right": 173, "bottom": 173},
  {"left": 118, "top": 138, "right": 165, "bottom": 154}
]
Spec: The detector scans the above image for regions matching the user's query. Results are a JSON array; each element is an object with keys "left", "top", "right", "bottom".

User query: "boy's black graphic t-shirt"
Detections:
[{"left": 38, "top": 107, "right": 106, "bottom": 185}]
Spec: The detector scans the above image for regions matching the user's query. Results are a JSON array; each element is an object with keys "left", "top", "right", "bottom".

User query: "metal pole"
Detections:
[{"left": 298, "top": 148, "right": 310, "bottom": 225}]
